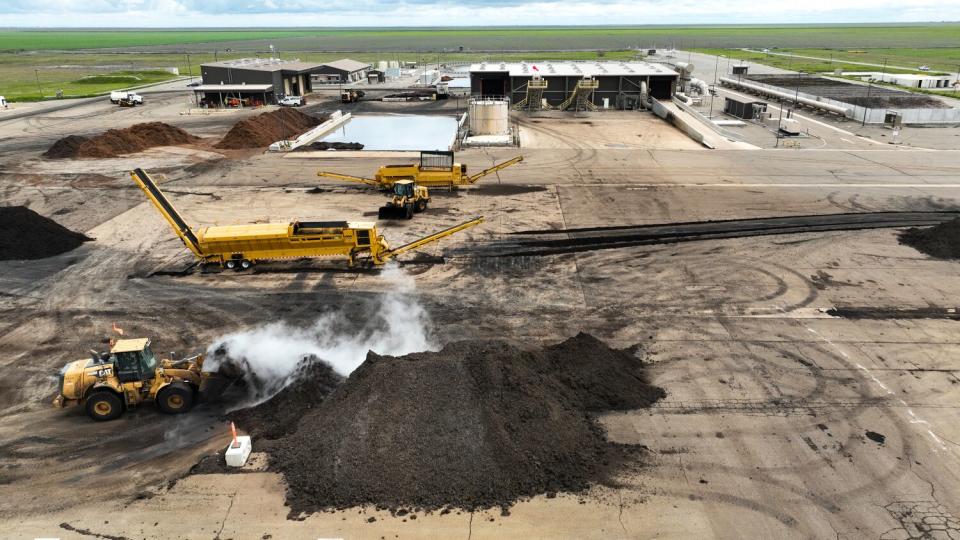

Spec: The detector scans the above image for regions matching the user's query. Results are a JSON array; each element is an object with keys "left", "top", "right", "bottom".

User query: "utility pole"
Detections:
[
  {"left": 861, "top": 77, "right": 873, "bottom": 127},
  {"left": 186, "top": 53, "right": 194, "bottom": 82},
  {"left": 775, "top": 97, "right": 784, "bottom": 148},
  {"left": 34, "top": 69, "right": 43, "bottom": 98}
]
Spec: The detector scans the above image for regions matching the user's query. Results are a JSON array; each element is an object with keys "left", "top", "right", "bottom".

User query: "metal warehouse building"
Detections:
[
  {"left": 469, "top": 61, "right": 679, "bottom": 109},
  {"left": 311, "top": 59, "right": 372, "bottom": 85},
  {"left": 198, "top": 58, "right": 325, "bottom": 105}
]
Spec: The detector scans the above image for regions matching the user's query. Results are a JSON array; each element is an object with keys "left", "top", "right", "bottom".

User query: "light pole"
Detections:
[
  {"left": 775, "top": 97, "right": 784, "bottom": 148},
  {"left": 34, "top": 69, "right": 43, "bottom": 98}
]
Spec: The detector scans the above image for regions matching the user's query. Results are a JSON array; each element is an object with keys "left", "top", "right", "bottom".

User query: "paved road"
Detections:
[{"left": 0, "top": 78, "right": 192, "bottom": 124}]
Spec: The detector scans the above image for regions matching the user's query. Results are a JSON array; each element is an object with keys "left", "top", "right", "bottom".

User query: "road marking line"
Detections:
[{"left": 804, "top": 326, "right": 949, "bottom": 452}]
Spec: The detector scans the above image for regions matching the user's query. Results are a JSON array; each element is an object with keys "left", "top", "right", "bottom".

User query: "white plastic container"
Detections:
[{"left": 225, "top": 436, "right": 252, "bottom": 467}]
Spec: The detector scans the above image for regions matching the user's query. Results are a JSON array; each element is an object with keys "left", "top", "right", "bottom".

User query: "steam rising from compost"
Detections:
[{"left": 206, "top": 265, "right": 434, "bottom": 403}]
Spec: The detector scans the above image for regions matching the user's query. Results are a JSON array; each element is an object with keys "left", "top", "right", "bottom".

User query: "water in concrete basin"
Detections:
[{"left": 320, "top": 115, "right": 458, "bottom": 151}]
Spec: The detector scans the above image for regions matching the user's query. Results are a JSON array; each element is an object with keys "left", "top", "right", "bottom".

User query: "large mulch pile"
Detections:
[
  {"left": 0, "top": 206, "right": 91, "bottom": 260},
  {"left": 215, "top": 109, "right": 326, "bottom": 149},
  {"left": 899, "top": 218, "right": 960, "bottom": 259},
  {"left": 43, "top": 122, "right": 200, "bottom": 159},
  {"left": 226, "top": 333, "right": 664, "bottom": 515}
]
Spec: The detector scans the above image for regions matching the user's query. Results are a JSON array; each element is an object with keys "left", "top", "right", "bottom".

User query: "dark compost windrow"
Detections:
[{"left": 223, "top": 332, "right": 665, "bottom": 515}]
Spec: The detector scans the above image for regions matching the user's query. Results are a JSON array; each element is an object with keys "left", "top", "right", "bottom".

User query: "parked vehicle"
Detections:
[
  {"left": 0, "top": 96, "right": 7, "bottom": 109},
  {"left": 110, "top": 91, "right": 143, "bottom": 105},
  {"left": 918, "top": 65, "right": 931, "bottom": 71},
  {"left": 279, "top": 95, "right": 304, "bottom": 107},
  {"left": 186, "top": 81, "right": 202, "bottom": 87}
]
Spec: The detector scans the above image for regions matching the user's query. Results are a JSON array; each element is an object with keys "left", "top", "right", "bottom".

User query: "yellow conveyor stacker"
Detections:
[
  {"left": 317, "top": 151, "right": 522, "bottom": 190},
  {"left": 130, "top": 168, "right": 483, "bottom": 268}
]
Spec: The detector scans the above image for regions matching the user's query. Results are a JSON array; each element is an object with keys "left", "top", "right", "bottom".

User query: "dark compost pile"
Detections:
[
  {"left": 216, "top": 109, "right": 326, "bottom": 149},
  {"left": 43, "top": 122, "right": 199, "bottom": 159},
  {"left": 899, "top": 218, "right": 960, "bottom": 259},
  {"left": 226, "top": 333, "right": 664, "bottom": 515},
  {"left": 0, "top": 206, "right": 92, "bottom": 260},
  {"left": 292, "top": 141, "right": 364, "bottom": 151}
]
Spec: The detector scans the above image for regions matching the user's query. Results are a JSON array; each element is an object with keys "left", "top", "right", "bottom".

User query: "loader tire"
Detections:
[
  {"left": 157, "top": 383, "right": 195, "bottom": 415},
  {"left": 404, "top": 204, "right": 414, "bottom": 220},
  {"left": 414, "top": 199, "right": 427, "bottom": 213},
  {"left": 86, "top": 391, "right": 123, "bottom": 422}
]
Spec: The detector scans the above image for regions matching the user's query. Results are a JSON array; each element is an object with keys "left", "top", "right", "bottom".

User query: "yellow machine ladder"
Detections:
[{"left": 559, "top": 78, "right": 599, "bottom": 112}]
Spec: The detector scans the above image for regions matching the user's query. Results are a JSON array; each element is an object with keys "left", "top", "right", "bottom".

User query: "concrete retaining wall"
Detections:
[
  {"left": 269, "top": 110, "right": 351, "bottom": 152},
  {"left": 651, "top": 99, "right": 712, "bottom": 148}
]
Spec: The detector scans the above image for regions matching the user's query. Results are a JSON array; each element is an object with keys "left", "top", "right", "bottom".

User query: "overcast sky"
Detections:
[{"left": 1, "top": 0, "right": 957, "bottom": 27}]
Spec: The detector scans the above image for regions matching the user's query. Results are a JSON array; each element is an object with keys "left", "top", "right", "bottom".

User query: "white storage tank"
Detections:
[
  {"left": 389, "top": 60, "right": 399, "bottom": 69},
  {"left": 378, "top": 60, "right": 388, "bottom": 71},
  {"left": 468, "top": 99, "right": 510, "bottom": 135}
]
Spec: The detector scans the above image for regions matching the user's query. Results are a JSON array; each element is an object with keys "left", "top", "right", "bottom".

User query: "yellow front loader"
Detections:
[
  {"left": 318, "top": 151, "right": 523, "bottom": 190},
  {"left": 379, "top": 180, "right": 430, "bottom": 220},
  {"left": 53, "top": 338, "right": 231, "bottom": 421}
]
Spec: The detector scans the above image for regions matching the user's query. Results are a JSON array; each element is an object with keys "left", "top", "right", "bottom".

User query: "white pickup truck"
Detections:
[
  {"left": 278, "top": 95, "right": 304, "bottom": 107},
  {"left": 110, "top": 91, "right": 143, "bottom": 105}
]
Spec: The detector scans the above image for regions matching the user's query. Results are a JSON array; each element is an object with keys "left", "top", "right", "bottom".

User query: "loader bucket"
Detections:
[
  {"left": 378, "top": 204, "right": 413, "bottom": 220},
  {"left": 198, "top": 372, "right": 235, "bottom": 402}
]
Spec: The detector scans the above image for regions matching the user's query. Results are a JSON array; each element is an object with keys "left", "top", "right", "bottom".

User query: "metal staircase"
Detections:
[
  {"left": 559, "top": 78, "right": 599, "bottom": 111},
  {"left": 513, "top": 77, "right": 551, "bottom": 111}
]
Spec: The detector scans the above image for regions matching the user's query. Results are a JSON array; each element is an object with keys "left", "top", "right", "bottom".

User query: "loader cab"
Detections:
[
  {"left": 110, "top": 338, "right": 157, "bottom": 383},
  {"left": 394, "top": 180, "right": 415, "bottom": 199}
]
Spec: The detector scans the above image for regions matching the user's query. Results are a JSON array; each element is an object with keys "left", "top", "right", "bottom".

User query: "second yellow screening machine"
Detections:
[
  {"left": 318, "top": 151, "right": 523, "bottom": 190},
  {"left": 130, "top": 168, "right": 483, "bottom": 268}
]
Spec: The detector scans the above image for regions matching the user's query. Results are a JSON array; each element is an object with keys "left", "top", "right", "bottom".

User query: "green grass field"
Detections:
[
  {"left": 693, "top": 47, "right": 959, "bottom": 75},
  {"left": 0, "top": 50, "right": 639, "bottom": 101},
  {"left": 3, "top": 25, "right": 958, "bottom": 101},
  {"left": 0, "top": 30, "right": 320, "bottom": 51},
  {"left": 2, "top": 24, "right": 959, "bottom": 52}
]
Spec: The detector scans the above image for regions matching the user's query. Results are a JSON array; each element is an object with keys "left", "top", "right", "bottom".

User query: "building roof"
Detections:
[
  {"left": 469, "top": 61, "right": 677, "bottom": 78},
  {"left": 321, "top": 59, "right": 371, "bottom": 73},
  {"left": 193, "top": 84, "right": 274, "bottom": 92},
  {"left": 201, "top": 58, "right": 323, "bottom": 73},
  {"left": 111, "top": 338, "right": 150, "bottom": 353}
]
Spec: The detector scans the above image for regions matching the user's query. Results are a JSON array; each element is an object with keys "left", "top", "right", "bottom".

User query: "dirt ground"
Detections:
[
  {"left": 2, "top": 88, "right": 960, "bottom": 539},
  {"left": 518, "top": 111, "right": 703, "bottom": 150}
]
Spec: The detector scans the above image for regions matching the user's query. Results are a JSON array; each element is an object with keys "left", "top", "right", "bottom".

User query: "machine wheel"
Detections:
[
  {"left": 404, "top": 204, "right": 414, "bottom": 220},
  {"left": 240, "top": 259, "right": 252, "bottom": 270},
  {"left": 225, "top": 260, "right": 238, "bottom": 270},
  {"left": 85, "top": 391, "right": 123, "bottom": 422},
  {"left": 157, "top": 383, "right": 195, "bottom": 415},
  {"left": 414, "top": 199, "right": 427, "bottom": 213}
]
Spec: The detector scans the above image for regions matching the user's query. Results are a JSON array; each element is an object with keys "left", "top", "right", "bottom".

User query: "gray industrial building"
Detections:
[
  {"left": 311, "top": 59, "right": 372, "bottom": 85},
  {"left": 469, "top": 61, "right": 679, "bottom": 109},
  {"left": 198, "top": 58, "right": 325, "bottom": 105}
]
